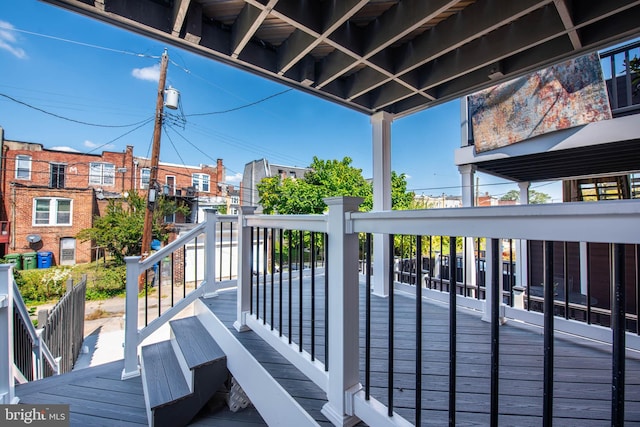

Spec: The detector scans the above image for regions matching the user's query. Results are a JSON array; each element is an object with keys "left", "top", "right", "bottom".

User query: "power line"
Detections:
[
  {"left": 0, "top": 93, "right": 154, "bottom": 128},
  {"left": 185, "top": 89, "right": 293, "bottom": 117},
  {"left": 5, "top": 25, "right": 160, "bottom": 59}
]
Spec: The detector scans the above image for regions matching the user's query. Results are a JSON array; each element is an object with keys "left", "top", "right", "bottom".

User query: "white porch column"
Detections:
[
  {"left": 321, "top": 196, "right": 363, "bottom": 427},
  {"left": 122, "top": 256, "right": 142, "bottom": 379},
  {"left": 515, "top": 182, "right": 530, "bottom": 298},
  {"left": 0, "top": 265, "right": 17, "bottom": 403},
  {"left": 371, "top": 111, "right": 393, "bottom": 297},
  {"left": 458, "top": 165, "right": 477, "bottom": 295},
  {"left": 234, "top": 206, "right": 256, "bottom": 332},
  {"left": 203, "top": 208, "right": 219, "bottom": 298}
]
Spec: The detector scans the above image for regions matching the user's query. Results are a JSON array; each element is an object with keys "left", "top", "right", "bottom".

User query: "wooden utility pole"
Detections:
[{"left": 141, "top": 49, "right": 169, "bottom": 259}]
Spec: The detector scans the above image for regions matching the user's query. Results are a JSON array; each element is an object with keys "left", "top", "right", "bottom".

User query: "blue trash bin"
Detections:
[{"left": 37, "top": 251, "right": 53, "bottom": 268}]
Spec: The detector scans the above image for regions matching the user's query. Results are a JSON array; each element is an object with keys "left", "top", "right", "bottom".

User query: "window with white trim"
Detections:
[
  {"left": 140, "top": 168, "right": 151, "bottom": 189},
  {"left": 191, "top": 173, "right": 210, "bottom": 192},
  {"left": 33, "top": 198, "right": 72, "bottom": 226},
  {"left": 89, "top": 162, "right": 115, "bottom": 186},
  {"left": 16, "top": 155, "right": 31, "bottom": 180}
]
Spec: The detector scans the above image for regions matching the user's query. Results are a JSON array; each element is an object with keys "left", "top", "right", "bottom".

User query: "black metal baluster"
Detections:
[
  {"left": 586, "top": 243, "right": 592, "bottom": 324},
  {"left": 158, "top": 262, "right": 161, "bottom": 318},
  {"left": 249, "top": 227, "right": 254, "bottom": 315},
  {"left": 526, "top": 240, "right": 531, "bottom": 310},
  {"left": 388, "top": 233, "right": 395, "bottom": 417},
  {"left": 612, "top": 243, "right": 626, "bottom": 426},
  {"left": 416, "top": 235, "right": 423, "bottom": 426},
  {"left": 448, "top": 236, "right": 457, "bottom": 426},
  {"left": 263, "top": 227, "right": 268, "bottom": 325},
  {"left": 299, "top": 230, "right": 304, "bottom": 352},
  {"left": 440, "top": 237, "right": 444, "bottom": 291},
  {"left": 271, "top": 228, "right": 275, "bottom": 330},
  {"left": 145, "top": 269, "right": 149, "bottom": 326},
  {"left": 365, "top": 233, "right": 372, "bottom": 399},
  {"left": 288, "top": 230, "right": 293, "bottom": 344},
  {"left": 279, "top": 229, "right": 284, "bottom": 336},
  {"left": 311, "top": 232, "right": 316, "bottom": 361},
  {"left": 636, "top": 244, "right": 639, "bottom": 335},
  {"left": 563, "top": 242, "right": 569, "bottom": 319},
  {"left": 543, "top": 241, "right": 554, "bottom": 427},
  {"left": 509, "top": 239, "right": 514, "bottom": 306},
  {"left": 490, "top": 238, "right": 500, "bottom": 426}
]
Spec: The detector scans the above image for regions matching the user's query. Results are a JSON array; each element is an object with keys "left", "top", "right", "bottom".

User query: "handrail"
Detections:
[
  {"left": 122, "top": 210, "right": 235, "bottom": 379},
  {"left": 11, "top": 277, "right": 60, "bottom": 381}
]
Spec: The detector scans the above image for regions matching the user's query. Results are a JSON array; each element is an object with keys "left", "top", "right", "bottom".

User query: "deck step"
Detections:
[{"left": 140, "top": 316, "right": 228, "bottom": 427}]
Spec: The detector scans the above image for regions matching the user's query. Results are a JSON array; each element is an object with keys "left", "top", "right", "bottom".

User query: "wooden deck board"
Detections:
[
  {"left": 14, "top": 273, "right": 640, "bottom": 426},
  {"left": 203, "top": 274, "right": 640, "bottom": 426}
]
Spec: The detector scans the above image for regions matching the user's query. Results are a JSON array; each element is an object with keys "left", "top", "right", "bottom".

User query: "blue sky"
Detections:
[{"left": 0, "top": 0, "right": 562, "bottom": 201}]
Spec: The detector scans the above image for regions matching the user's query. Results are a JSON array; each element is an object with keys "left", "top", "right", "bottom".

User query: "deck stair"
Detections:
[{"left": 140, "top": 316, "right": 227, "bottom": 427}]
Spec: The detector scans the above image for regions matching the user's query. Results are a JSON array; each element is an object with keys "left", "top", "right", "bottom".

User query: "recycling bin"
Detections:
[
  {"left": 37, "top": 251, "right": 54, "bottom": 269},
  {"left": 22, "top": 252, "right": 38, "bottom": 270},
  {"left": 4, "top": 253, "right": 22, "bottom": 270}
]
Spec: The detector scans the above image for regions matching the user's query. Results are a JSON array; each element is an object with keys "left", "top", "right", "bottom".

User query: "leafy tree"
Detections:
[
  {"left": 500, "top": 189, "right": 551, "bottom": 204},
  {"left": 258, "top": 156, "right": 414, "bottom": 214},
  {"left": 77, "top": 191, "right": 189, "bottom": 264}
]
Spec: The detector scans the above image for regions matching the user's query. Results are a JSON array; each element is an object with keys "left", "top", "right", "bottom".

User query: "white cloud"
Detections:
[
  {"left": 132, "top": 63, "right": 160, "bottom": 82},
  {"left": 226, "top": 172, "right": 243, "bottom": 183},
  {"left": 50, "top": 146, "right": 80, "bottom": 153},
  {"left": 84, "top": 140, "right": 114, "bottom": 150},
  {"left": 0, "top": 21, "right": 27, "bottom": 59}
]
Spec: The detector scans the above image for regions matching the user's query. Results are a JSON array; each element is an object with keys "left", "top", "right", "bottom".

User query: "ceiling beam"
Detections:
[
  {"left": 553, "top": 0, "right": 581, "bottom": 49},
  {"left": 171, "top": 0, "right": 191, "bottom": 37},
  {"left": 231, "top": 0, "right": 278, "bottom": 59}
]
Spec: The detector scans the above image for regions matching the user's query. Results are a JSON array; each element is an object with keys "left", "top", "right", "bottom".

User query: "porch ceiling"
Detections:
[{"left": 40, "top": 0, "right": 640, "bottom": 118}]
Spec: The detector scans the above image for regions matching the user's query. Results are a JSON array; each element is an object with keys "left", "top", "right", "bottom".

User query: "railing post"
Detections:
[
  {"left": 321, "top": 196, "right": 362, "bottom": 426},
  {"left": 234, "top": 206, "right": 256, "bottom": 332},
  {"left": 203, "top": 208, "right": 219, "bottom": 298},
  {"left": 0, "top": 264, "right": 17, "bottom": 403},
  {"left": 122, "top": 256, "right": 142, "bottom": 380}
]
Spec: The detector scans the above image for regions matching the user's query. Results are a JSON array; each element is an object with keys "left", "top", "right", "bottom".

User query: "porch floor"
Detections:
[{"left": 15, "top": 275, "right": 640, "bottom": 426}]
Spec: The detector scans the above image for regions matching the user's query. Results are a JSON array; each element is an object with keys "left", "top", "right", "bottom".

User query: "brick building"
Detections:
[{"left": 0, "top": 130, "right": 233, "bottom": 265}]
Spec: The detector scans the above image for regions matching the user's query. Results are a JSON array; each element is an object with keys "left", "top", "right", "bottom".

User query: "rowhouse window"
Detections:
[
  {"left": 192, "top": 173, "right": 210, "bottom": 192},
  {"left": 34, "top": 198, "right": 72, "bottom": 226},
  {"left": 50, "top": 163, "right": 66, "bottom": 189},
  {"left": 140, "top": 168, "right": 150, "bottom": 189},
  {"left": 89, "top": 162, "right": 115, "bottom": 186},
  {"left": 16, "top": 155, "right": 31, "bottom": 180}
]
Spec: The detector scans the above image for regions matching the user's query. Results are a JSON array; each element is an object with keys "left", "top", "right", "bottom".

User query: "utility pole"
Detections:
[{"left": 141, "top": 49, "right": 169, "bottom": 259}]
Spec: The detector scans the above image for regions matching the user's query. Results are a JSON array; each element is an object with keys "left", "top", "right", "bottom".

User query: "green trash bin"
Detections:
[
  {"left": 22, "top": 252, "right": 37, "bottom": 270},
  {"left": 4, "top": 253, "right": 22, "bottom": 270}
]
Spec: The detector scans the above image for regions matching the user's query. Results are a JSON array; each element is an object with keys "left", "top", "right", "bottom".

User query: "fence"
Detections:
[{"left": 38, "top": 276, "right": 87, "bottom": 375}]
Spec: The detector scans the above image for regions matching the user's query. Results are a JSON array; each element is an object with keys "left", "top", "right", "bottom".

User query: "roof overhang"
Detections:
[{"left": 40, "top": 0, "right": 640, "bottom": 118}]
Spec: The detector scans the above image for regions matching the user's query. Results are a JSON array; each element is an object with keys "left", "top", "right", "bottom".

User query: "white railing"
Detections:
[
  {"left": 0, "top": 265, "right": 60, "bottom": 404},
  {"left": 120, "top": 197, "right": 640, "bottom": 424},
  {"left": 233, "top": 197, "right": 640, "bottom": 426},
  {"left": 122, "top": 209, "right": 238, "bottom": 379}
]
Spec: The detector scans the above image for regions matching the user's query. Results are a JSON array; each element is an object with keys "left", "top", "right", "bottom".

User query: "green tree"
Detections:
[
  {"left": 258, "top": 156, "right": 413, "bottom": 214},
  {"left": 77, "top": 191, "right": 189, "bottom": 264},
  {"left": 500, "top": 189, "right": 551, "bottom": 204}
]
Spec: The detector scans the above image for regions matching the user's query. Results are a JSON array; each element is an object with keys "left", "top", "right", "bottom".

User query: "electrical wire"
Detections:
[
  {"left": 185, "top": 89, "right": 293, "bottom": 117},
  {"left": 0, "top": 93, "right": 154, "bottom": 128}
]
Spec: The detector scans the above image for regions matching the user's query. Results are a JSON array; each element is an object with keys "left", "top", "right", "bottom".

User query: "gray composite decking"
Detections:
[{"left": 14, "top": 273, "right": 640, "bottom": 426}]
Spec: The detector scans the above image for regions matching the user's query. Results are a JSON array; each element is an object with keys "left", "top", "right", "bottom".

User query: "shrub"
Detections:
[
  {"left": 16, "top": 268, "right": 72, "bottom": 303},
  {"left": 85, "top": 265, "right": 127, "bottom": 300}
]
